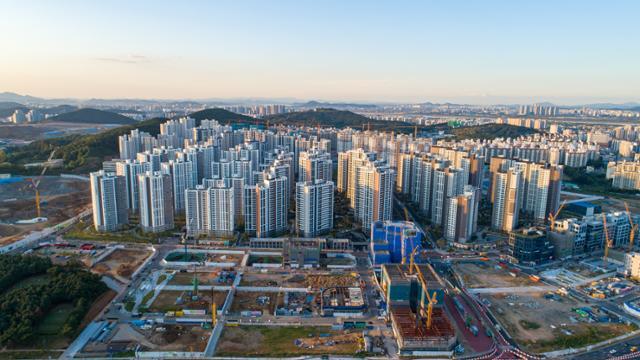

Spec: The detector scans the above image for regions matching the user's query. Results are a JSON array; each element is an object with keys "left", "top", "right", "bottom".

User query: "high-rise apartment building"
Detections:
[
  {"left": 138, "top": 171, "right": 174, "bottom": 233},
  {"left": 298, "top": 149, "right": 332, "bottom": 183},
  {"left": 244, "top": 172, "right": 288, "bottom": 238},
  {"left": 115, "top": 159, "right": 150, "bottom": 211},
  {"left": 185, "top": 181, "right": 235, "bottom": 236},
  {"left": 491, "top": 169, "right": 522, "bottom": 232},
  {"left": 444, "top": 186, "right": 480, "bottom": 243},
  {"left": 430, "top": 168, "right": 464, "bottom": 226},
  {"left": 161, "top": 159, "right": 196, "bottom": 212},
  {"left": 90, "top": 170, "right": 128, "bottom": 231},
  {"left": 354, "top": 161, "right": 395, "bottom": 231},
  {"left": 296, "top": 180, "right": 334, "bottom": 237}
]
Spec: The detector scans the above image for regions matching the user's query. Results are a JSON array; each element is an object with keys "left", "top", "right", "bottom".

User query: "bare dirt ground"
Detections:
[
  {"left": 591, "top": 197, "right": 640, "bottom": 214},
  {"left": 454, "top": 261, "right": 536, "bottom": 288},
  {"left": 216, "top": 326, "right": 362, "bottom": 357},
  {"left": 230, "top": 291, "right": 282, "bottom": 315},
  {"left": 482, "top": 291, "right": 634, "bottom": 353},
  {"left": 304, "top": 274, "right": 359, "bottom": 289},
  {"left": 149, "top": 290, "right": 228, "bottom": 313},
  {"left": 169, "top": 271, "right": 224, "bottom": 286},
  {"left": 92, "top": 249, "right": 151, "bottom": 280},
  {"left": 146, "top": 324, "right": 211, "bottom": 352},
  {"left": 0, "top": 176, "right": 90, "bottom": 243},
  {"left": 239, "top": 272, "right": 307, "bottom": 287}
]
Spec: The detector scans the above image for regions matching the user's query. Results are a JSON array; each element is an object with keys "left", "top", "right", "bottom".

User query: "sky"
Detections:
[{"left": 1, "top": 0, "right": 639, "bottom": 105}]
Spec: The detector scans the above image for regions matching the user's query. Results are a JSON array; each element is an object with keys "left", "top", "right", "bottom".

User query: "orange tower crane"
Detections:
[
  {"left": 625, "top": 202, "right": 638, "bottom": 251},
  {"left": 603, "top": 214, "right": 613, "bottom": 268},
  {"left": 413, "top": 263, "right": 438, "bottom": 329},
  {"left": 27, "top": 149, "right": 57, "bottom": 218},
  {"left": 548, "top": 200, "right": 567, "bottom": 231}
]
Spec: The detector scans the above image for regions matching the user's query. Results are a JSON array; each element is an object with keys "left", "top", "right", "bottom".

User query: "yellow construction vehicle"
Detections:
[
  {"left": 625, "top": 202, "right": 638, "bottom": 251},
  {"left": 548, "top": 200, "right": 567, "bottom": 231}
]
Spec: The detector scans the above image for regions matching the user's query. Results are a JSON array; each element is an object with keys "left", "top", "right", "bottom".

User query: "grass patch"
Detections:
[
  {"left": 519, "top": 320, "right": 541, "bottom": 330},
  {"left": 124, "top": 300, "right": 135, "bottom": 312},
  {"left": 164, "top": 252, "right": 206, "bottom": 262},
  {"left": 248, "top": 255, "right": 283, "bottom": 265},
  {"left": 157, "top": 274, "right": 167, "bottom": 285},
  {"left": 141, "top": 290, "right": 155, "bottom": 306}
]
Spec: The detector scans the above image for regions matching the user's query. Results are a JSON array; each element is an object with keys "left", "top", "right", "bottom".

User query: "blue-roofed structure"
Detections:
[{"left": 370, "top": 221, "right": 423, "bottom": 265}]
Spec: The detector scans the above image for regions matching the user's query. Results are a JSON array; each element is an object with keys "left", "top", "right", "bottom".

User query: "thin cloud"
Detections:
[{"left": 93, "top": 54, "right": 151, "bottom": 64}]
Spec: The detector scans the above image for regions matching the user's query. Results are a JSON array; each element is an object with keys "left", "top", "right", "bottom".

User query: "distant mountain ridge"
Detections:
[
  {"left": 46, "top": 108, "right": 136, "bottom": 125},
  {"left": 188, "top": 108, "right": 256, "bottom": 126}
]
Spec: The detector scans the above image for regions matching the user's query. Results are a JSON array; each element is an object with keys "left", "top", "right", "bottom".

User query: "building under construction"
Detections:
[
  {"left": 380, "top": 264, "right": 456, "bottom": 355},
  {"left": 390, "top": 305, "right": 456, "bottom": 355}
]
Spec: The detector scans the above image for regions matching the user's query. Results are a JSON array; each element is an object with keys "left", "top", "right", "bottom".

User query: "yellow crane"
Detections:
[
  {"left": 625, "top": 202, "right": 638, "bottom": 251},
  {"left": 27, "top": 149, "right": 57, "bottom": 218},
  {"left": 408, "top": 246, "right": 419, "bottom": 275},
  {"left": 211, "top": 302, "right": 217, "bottom": 326},
  {"left": 413, "top": 263, "right": 438, "bottom": 329},
  {"left": 603, "top": 214, "right": 613, "bottom": 268},
  {"left": 548, "top": 200, "right": 567, "bottom": 231}
]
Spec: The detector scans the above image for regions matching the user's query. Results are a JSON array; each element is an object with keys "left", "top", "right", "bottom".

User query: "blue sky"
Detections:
[{"left": 1, "top": 0, "right": 639, "bottom": 104}]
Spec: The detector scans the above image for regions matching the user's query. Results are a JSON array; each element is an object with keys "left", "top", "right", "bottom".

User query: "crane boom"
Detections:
[
  {"left": 548, "top": 200, "right": 566, "bottom": 231},
  {"left": 603, "top": 214, "right": 612, "bottom": 268},
  {"left": 625, "top": 202, "right": 638, "bottom": 251},
  {"left": 413, "top": 263, "right": 438, "bottom": 329}
]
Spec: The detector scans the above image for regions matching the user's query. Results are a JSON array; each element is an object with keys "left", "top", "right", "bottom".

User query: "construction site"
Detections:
[
  {"left": 380, "top": 264, "right": 457, "bottom": 355},
  {"left": 229, "top": 291, "right": 281, "bottom": 315},
  {"left": 479, "top": 290, "right": 635, "bottom": 353},
  {"left": 80, "top": 321, "right": 212, "bottom": 356},
  {"left": 453, "top": 260, "right": 540, "bottom": 288},
  {"left": 0, "top": 175, "right": 89, "bottom": 245},
  {"left": 239, "top": 272, "right": 307, "bottom": 288},
  {"left": 92, "top": 248, "right": 152, "bottom": 282},
  {"left": 147, "top": 289, "right": 228, "bottom": 313},
  {"left": 215, "top": 326, "right": 363, "bottom": 357}
]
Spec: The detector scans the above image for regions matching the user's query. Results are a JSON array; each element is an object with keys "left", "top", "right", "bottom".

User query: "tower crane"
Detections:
[
  {"left": 408, "top": 246, "right": 419, "bottom": 275},
  {"left": 603, "top": 214, "right": 613, "bottom": 268},
  {"left": 27, "top": 149, "right": 57, "bottom": 219},
  {"left": 211, "top": 302, "right": 217, "bottom": 327},
  {"left": 548, "top": 200, "right": 567, "bottom": 231},
  {"left": 413, "top": 262, "right": 438, "bottom": 330},
  {"left": 625, "top": 202, "right": 638, "bottom": 251}
]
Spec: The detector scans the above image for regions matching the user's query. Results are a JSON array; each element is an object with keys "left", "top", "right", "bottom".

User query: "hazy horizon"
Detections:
[{"left": 1, "top": 0, "right": 639, "bottom": 105}]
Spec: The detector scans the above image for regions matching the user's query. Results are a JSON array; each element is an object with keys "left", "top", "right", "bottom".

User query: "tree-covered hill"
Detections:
[
  {"left": 188, "top": 108, "right": 256, "bottom": 126},
  {"left": 451, "top": 123, "right": 540, "bottom": 140},
  {"left": 1, "top": 117, "right": 166, "bottom": 174},
  {"left": 46, "top": 108, "right": 137, "bottom": 125}
]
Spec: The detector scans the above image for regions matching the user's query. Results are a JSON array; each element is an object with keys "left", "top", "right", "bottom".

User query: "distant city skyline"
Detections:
[{"left": 1, "top": 0, "right": 639, "bottom": 105}]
